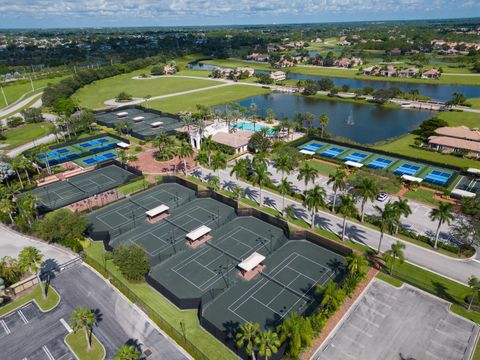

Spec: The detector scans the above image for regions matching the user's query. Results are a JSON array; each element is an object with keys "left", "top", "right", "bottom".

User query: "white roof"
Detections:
[
  {"left": 117, "top": 142, "right": 130, "bottom": 149},
  {"left": 238, "top": 252, "right": 266, "bottom": 272},
  {"left": 451, "top": 189, "right": 476, "bottom": 198},
  {"left": 467, "top": 168, "right": 480, "bottom": 175},
  {"left": 151, "top": 121, "right": 164, "bottom": 127},
  {"left": 401, "top": 174, "right": 423, "bottom": 183},
  {"left": 186, "top": 225, "right": 211, "bottom": 241},
  {"left": 133, "top": 116, "right": 144, "bottom": 122},
  {"left": 145, "top": 204, "right": 170, "bottom": 217},
  {"left": 300, "top": 149, "right": 315, "bottom": 155},
  {"left": 344, "top": 160, "right": 364, "bottom": 168},
  {"left": 116, "top": 112, "right": 128, "bottom": 117}
]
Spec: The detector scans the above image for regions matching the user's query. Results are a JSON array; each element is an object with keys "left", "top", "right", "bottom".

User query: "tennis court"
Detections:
[
  {"left": 321, "top": 147, "right": 346, "bottom": 158},
  {"left": 75, "top": 150, "right": 118, "bottom": 167},
  {"left": 202, "top": 240, "right": 346, "bottom": 333},
  {"left": 36, "top": 135, "right": 121, "bottom": 167},
  {"left": 149, "top": 216, "right": 289, "bottom": 301},
  {"left": 27, "top": 164, "right": 139, "bottom": 212},
  {"left": 343, "top": 151, "right": 369, "bottom": 163},
  {"left": 365, "top": 157, "right": 394, "bottom": 170},
  {"left": 95, "top": 108, "right": 184, "bottom": 140},
  {"left": 423, "top": 170, "right": 452, "bottom": 185},
  {"left": 300, "top": 141, "right": 325, "bottom": 153},
  {"left": 393, "top": 163, "right": 422, "bottom": 176},
  {"left": 453, "top": 176, "right": 480, "bottom": 195}
]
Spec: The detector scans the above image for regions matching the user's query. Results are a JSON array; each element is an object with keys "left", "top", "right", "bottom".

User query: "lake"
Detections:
[
  {"left": 188, "top": 62, "right": 480, "bottom": 101},
  {"left": 218, "top": 93, "right": 434, "bottom": 144}
]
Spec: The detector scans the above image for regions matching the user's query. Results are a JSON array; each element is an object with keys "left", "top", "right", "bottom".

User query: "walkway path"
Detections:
[
  {"left": 7, "top": 132, "right": 58, "bottom": 158},
  {"left": 191, "top": 165, "right": 480, "bottom": 284},
  {"left": 0, "top": 92, "right": 43, "bottom": 119}
]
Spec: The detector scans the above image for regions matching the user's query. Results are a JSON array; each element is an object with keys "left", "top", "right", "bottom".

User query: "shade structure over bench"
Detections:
[
  {"left": 186, "top": 225, "right": 211, "bottom": 241},
  {"left": 145, "top": 204, "right": 170, "bottom": 218},
  {"left": 238, "top": 252, "right": 266, "bottom": 272}
]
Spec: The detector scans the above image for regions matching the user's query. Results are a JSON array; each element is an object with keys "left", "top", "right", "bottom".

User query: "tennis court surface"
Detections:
[{"left": 27, "top": 164, "right": 139, "bottom": 212}]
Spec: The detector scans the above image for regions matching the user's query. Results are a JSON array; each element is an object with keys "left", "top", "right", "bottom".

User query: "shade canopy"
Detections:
[
  {"left": 186, "top": 225, "right": 211, "bottom": 241},
  {"left": 344, "top": 160, "right": 363, "bottom": 168},
  {"left": 401, "top": 174, "right": 423, "bottom": 183},
  {"left": 299, "top": 149, "right": 315, "bottom": 155},
  {"left": 238, "top": 252, "right": 266, "bottom": 272},
  {"left": 145, "top": 204, "right": 170, "bottom": 218}
]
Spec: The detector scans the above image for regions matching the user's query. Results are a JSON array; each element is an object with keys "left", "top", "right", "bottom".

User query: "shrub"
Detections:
[
  {"left": 6, "top": 116, "right": 23, "bottom": 128},
  {"left": 116, "top": 92, "right": 133, "bottom": 102},
  {"left": 113, "top": 244, "right": 149, "bottom": 281}
]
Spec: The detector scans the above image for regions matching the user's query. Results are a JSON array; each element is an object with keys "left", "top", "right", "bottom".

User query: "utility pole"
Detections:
[
  {"left": 0, "top": 86, "right": 8, "bottom": 106},
  {"left": 29, "top": 77, "right": 34, "bottom": 92}
]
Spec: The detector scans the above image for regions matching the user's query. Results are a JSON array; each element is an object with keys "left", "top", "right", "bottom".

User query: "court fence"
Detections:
[
  {"left": 82, "top": 254, "right": 212, "bottom": 360},
  {"left": 48, "top": 132, "right": 130, "bottom": 151}
]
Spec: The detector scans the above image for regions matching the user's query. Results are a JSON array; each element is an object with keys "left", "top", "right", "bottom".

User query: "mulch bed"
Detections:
[{"left": 300, "top": 267, "right": 379, "bottom": 360}]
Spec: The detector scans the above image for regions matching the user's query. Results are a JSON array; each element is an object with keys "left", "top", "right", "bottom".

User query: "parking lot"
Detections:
[
  {"left": 314, "top": 280, "right": 479, "bottom": 360},
  {"left": 0, "top": 302, "right": 74, "bottom": 360}
]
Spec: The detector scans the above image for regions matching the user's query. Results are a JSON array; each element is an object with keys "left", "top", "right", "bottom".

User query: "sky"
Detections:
[{"left": 0, "top": 0, "right": 479, "bottom": 29}]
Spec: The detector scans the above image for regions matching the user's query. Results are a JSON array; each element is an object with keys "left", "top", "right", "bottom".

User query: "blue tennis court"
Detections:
[
  {"left": 82, "top": 152, "right": 117, "bottom": 165},
  {"left": 423, "top": 170, "right": 452, "bottom": 185},
  {"left": 37, "top": 148, "right": 71, "bottom": 159},
  {"left": 301, "top": 143, "right": 324, "bottom": 152},
  {"left": 80, "top": 138, "right": 110, "bottom": 148},
  {"left": 343, "top": 152, "right": 369, "bottom": 163},
  {"left": 394, "top": 163, "right": 421, "bottom": 176},
  {"left": 366, "top": 157, "right": 393, "bottom": 170},
  {"left": 321, "top": 147, "right": 345, "bottom": 158}
]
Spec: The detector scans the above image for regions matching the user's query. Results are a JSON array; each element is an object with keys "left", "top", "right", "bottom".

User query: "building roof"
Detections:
[
  {"left": 428, "top": 136, "right": 480, "bottom": 152},
  {"left": 434, "top": 126, "right": 480, "bottom": 141},
  {"left": 238, "top": 252, "right": 266, "bottom": 272},
  {"left": 186, "top": 225, "right": 211, "bottom": 241},
  {"left": 212, "top": 130, "right": 252, "bottom": 149},
  {"left": 423, "top": 68, "right": 440, "bottom": 76}
]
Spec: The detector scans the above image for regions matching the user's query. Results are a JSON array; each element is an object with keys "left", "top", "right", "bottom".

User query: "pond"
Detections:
[
  {"left": 218, "top": 93, "right": 434, "bottom": 144},
  {"left": 189, "top": 62, "right": 480, "bottom": 101}
]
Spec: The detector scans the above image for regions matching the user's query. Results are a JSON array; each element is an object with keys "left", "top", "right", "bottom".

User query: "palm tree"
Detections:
[
  {"left": 337, "top": 194, "right": 358, "bottom": 241},
  {"left": 236, "top": 322, "right": 260, "bottom": 360},
  {"left": 151, "top": 133, "right": 171, "bottom": 152},
  {"left": 278, "top": 177, "right": 292, "bottom": 216},
  {"left": 284, "top": 204, "right": 296, "bottom": 220},
  {"left": 384, "top": 241, "right": 406, "bottom": 274},
  {"left": 251, "top": 162, "right": 271, "bottom": 206},
  {"left": 70, "top": 307, "right": 96, "bottom": 351},
  {"left": 208, "top": 175, "right": 220, "bottom": 191},
  {"left": 0, "top": 196, "right": 16, "bottom": 224},
  {"left": 201, "top": 135, "right": 215, "bottom": 166},
  {"left": 276, "top": 312, "right": 305, "bottom": 359},
  {"left": 345, "top": 252, "right": 368, "bottom": 277},
  {"left": 303, "top": 185, "right": 326, "bottom": 229},
  {"left": 352, "top": 177, "right": 378, "bottom": 222},
  {"left": 319, "top": 113, "right": 329, "bottom": 138},
  {"left": 273, "top": 152, "right": 295, "bottom": 178},
  {"left": 18, "top": 247, "right": 45, "bottom": 298},
  {"left": 211, "top": 151, "right": 227, "bottom": 176},
  {"left": 316, "top": 279, "right": 345, "bottom": 313},
  {"left": 11, "top": 157, "right": 25, "bottom": 189},
  {"left": 178, "top": 141, "right": 193, "bottom": 174},
  {"left": 467, "top": 275, "right": 480, "bottom": 311},
  {"left": 375, "top": 202, "right": 398, "bottom": 253},
  {"left": 392, "top": 198, "right": 412, "bottom": 233},
  {"left": 429, "top": 202, "right": 454, "bottom": 249},
  {"left": 17, "top": 193, "right": 38, "bottom": 225},
  {"left": 195, "top": 150, "right": 209, "bottom": 167},
  {"left": 230, "top": 158, "right": 249, "bottom": 186},
  {"left": 115, "top": 344, "right": 141, "bottom": 360},
  {"left": 18, "top": 156, "right": 32, "bottom": 185},
  {"left": 179, "top": 112, "right": 193, "bottom": 133},
  {"left": 297, "top": 162, "right": 318, "bottom": 192},
  {"left": 256, "top": 331, "right": 280, "bottom": 360},
  {"left": 328, "top": 168, "right": 347, "bottom": 213}
]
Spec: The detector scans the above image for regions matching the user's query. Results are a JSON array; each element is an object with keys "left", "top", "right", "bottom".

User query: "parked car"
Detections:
[{"left": 376, "top": 192, "right": 388, "bottom": 202}]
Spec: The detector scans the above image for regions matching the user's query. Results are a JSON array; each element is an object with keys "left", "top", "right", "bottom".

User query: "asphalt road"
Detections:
[{"left": 192, "top": 165, "right": 480, "bottom": 284}]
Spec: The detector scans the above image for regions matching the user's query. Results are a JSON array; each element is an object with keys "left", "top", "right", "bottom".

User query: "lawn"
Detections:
[
  {"left": 466, "top": 98, "right": 480, "bottom": 109},
  {"left": 0, "top": 284, "right": 60, "bottom": 316},
  {"left": 0, "top": 76, "right": 67, "bottom": 109},
  {"left": 73, "top": 74, "right": 220, "bottom": 110},
  {"left": 147, "top": 84, "right": 271, "bottom": 113},
  {"left": 65, "top": 331, "right": 105, "bottom": 360},
  {"left": 305, "top": 159, "right": 338, "bottom": 176},
  {"left": 0, "top": 93, "right": 43, "bottom": 121},
  {"left": 117, "top": 177, "right": 150, "bottom": 195},
  {"left": 0, "top": 122, "right": 55, "bottom": 150},
  {"left": 84, "top": 242, "right": 237, "bottom": 360},
  {"left": 404, "top": 188, "right": 439, "bottom": 206}
]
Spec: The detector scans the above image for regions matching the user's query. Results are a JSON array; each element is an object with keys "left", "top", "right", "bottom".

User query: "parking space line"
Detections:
[
  {"left": 1, "top": 319, "right": 11, "bottom": 335},
  {"left": 18, "top": 310, "right": 29, "bottom": 324},
  {"left": 364, "top": 295, "right": 392, "bottom": 309},
  {"left": 358, "top": 303, "right": 386, "bottom": 318},
  {"left": 340, "top": 334, "right": 365, "bottom": 349},
  {"left": 60, "top": 318, "right": 73, "bottom": 333},
  {"left": 325, "top": 344, "right": 356, "bottom": 360},
  {"left": 347, "top": 322, "right": 373, "bottom": 338},
  {"left": 355, "top": 314, "right": 380, "bottom": 327},
  {"left": 43, "top": 345, "right": 55, "bottom": 360}
]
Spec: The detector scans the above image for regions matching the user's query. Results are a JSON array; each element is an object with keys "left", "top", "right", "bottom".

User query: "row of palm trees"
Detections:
[{"left": 151, "top": 133, "right": 194, "bottom": 174}]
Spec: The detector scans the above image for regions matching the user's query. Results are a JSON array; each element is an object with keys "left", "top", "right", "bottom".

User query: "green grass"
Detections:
[
  {"left": 65, "top": 331, "right": 105, "bottom": 360},
  {"left": 0, "top": 76, "right": 67, "bottom": 109},
  {"left": 84, "top": 242, "right": 237, "bottom": 360},
  {"left": 466, "top": 98, "right": 480, "bottom": 109},
  {"left": 147, "top": 84, "right": 271, "bottom": 113},
  {"left": 118, "top": 178, "right": 149, "bottom": 195},
  {"left": 473, "top": 338, "right": 480, "bottom": 360},
  {"left": 376, "top": 272, "right": 403, "bottom": 287},
  {"left": 0, "top": 122, "right": 55, "bottom": 150},
  {"left": 404, "top": 188, "right": 439, "bottom": 206},
  {"left": 0, "top": 285, "right": 60, "bottom": 316},
  {"left": 0, "top": 93, "right": 43, "bottom": 121},
  {"left": 74, "top": 74, "right": 220, "bottom": 110},
  {"left": 305, "top": 159, "right": 338, "bottom": 176}
]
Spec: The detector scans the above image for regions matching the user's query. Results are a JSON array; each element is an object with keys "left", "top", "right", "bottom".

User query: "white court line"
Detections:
[
  {"left": 0, "top": 319, "right": 10, "bottom": 334},
  {"left": 43, "top": 345, "right": 55, "bottom": 360},
  {"left": 18, "top": 310, "right": 28, "bottom": 324}
]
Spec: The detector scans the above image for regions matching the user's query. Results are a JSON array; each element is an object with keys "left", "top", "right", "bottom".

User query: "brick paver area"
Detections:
[
  {"left": 129, "top": 149, "right": 196, "bottom": 175},
  {"left": 300, "top": 267, "right": 379, "bottom": 360}
]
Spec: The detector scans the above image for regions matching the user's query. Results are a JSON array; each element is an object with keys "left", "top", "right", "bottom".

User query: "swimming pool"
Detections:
[{"left": 232, "top": 122, "right": 274, "bottom": 134}]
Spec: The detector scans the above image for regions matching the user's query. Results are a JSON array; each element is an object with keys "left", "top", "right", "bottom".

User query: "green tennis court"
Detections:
[{"left": 27, "top": 164, "right": 139, "bottom": 212}]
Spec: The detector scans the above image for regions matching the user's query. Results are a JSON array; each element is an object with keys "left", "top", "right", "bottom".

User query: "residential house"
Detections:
[
  {"left": 362, "top": 66, "right": 379, "bottom": 76},
  {"left": 421, "top": 68, "right": 440, "bottom": 79},
  {"left": 275, "top": 59, "right": 295, "bottom": 68},
  {"left": 212, "top": 130, "right": 252, "bottom": 154},
  {"left": 270, "top": 71, "right": 286, "bottom": 81},
  {"left": 390, "top": 48, "right": 402, "bottom": 56},
  {"left": 380, "top": 66, "right": 397, "bottom": 77},
  {"left": 246, "top": 53, "right": 269, "bottom": 62},
  {"left": 397, "top": 68, "right": 419, "bottom": 78},
  {"left": 428, "top": 126, "right": 480, "bottom": 157}
]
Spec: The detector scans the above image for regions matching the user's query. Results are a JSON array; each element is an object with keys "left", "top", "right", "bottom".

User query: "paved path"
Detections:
[
  {"left": 192, "top": 165, "right": 480, "bottom": 284},
  {"left": 0, "top": 92, "right": 43, "bottom": 119},
  {"left": 7, "top": 132, "right": 59, "bottom": 158}
]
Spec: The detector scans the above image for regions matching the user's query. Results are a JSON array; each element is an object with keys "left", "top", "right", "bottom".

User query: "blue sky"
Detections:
[{"left": 0, "top": 0, "right": 479, "bottom": 28}]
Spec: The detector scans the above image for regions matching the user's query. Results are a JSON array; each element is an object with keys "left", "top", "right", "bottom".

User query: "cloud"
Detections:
[{"left": 0, "top": 0, "right": 478, "bottom": 25}]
